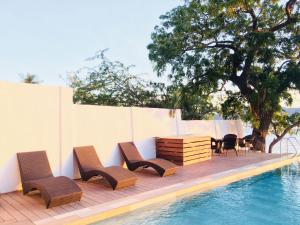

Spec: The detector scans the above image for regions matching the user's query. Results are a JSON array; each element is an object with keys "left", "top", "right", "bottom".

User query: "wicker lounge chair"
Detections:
[
  {"left": 73, "top": 146, "right": 137, "bottom": 190},
  {"left": 118, "top": 142, "right": 177, "bottom": 177},
  {"left": 17, "top": 151, "right": 82, "bottom": 208}
]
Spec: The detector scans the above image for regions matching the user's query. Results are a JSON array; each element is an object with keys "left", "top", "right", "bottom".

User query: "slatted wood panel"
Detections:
[{"left": 156, "top": 136, "right": 212, "bottom": 166}]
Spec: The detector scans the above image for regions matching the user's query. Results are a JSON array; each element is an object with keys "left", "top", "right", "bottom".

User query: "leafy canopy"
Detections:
[
  {"left": 68, "top": 50, "right": 166, "bottom": 107},
  {"left": 21, "top": 73, "right": 41, "bottom": 84},
  {"left": 148, "top": 0, "right": 300, "bottom": 132},
  {"left": 68, "top": 50, "right": 216, "bottom": 119}
]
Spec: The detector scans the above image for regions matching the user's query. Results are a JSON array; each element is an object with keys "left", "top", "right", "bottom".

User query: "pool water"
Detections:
[{"left": 95, "top": 163, "right": 300, "bottom": 225}]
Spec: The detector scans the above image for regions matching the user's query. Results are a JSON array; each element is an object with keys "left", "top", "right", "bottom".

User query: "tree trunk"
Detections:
[
  {"left": 268, "top": 137, "right": 282, "bottom": 153},
  {"left": 251, "top": 111, "right": 273, "bottom": 152},
  {"left": 252, "top": 128, "right": 268, "bottom": 152}
]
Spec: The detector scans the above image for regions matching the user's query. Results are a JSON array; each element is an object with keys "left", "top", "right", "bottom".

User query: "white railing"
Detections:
[{"left": 279, "top": 136, "right": 300, "bottom": 157}]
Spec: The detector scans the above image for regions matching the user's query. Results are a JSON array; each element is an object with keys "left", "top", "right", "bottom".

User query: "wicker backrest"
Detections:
[
  {"left": 223, "top": 134, "right": 237, "bottom": 149},
  {"left": 73, "top": 146, "right": 103, "bottom": 173},
  {"left": 243, "top": 135, "right": 253, "bottom": 143},
  {"left": 118, "top": 142, "right": 144, "bottom": 163},
  {"left": 17, "top": 151, "right": 53, "bottom": 183},
  {"left": 211, "top": 137, "right": 217, "bottom": 150}
]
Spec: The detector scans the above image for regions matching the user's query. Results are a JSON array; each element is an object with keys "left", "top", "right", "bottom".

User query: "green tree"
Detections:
[
  {"left": 268, "top": 110, "right": 300, "bottom": 151},
  {"left": 68, "top": 50, "right": 168, "bottom": 108},
  {"left": 68, "top": 50, "right": 216, "bottom": 119},
  {"left": 21, "top": 73, "right": 41, "bottom": 84},
  {"left": 166, "top": 83, "right": 218, "bottom": 119},
  {"left": 148, "top": 0, "right": 300, "bottom": 152}
]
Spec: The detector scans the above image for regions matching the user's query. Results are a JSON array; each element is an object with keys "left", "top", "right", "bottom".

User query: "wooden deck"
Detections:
[{"left": 0, "top": 152, "right": 282, "bottom": 225}]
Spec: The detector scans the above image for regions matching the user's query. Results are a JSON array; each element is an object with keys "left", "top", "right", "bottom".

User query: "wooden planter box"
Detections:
[{"left": 156, "top": 136, "right": 212, "bottom": 166}]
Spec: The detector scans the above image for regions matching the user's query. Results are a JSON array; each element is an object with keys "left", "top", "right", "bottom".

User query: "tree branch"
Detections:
[
  {"left": 241, "top": 8, "right": 258, "bottom": 31},
  {"left": 271, "top": 121, "right": 280, "bottom": 138},
  {"left": 241, "top": 49, "right": 256, "bottom": 79},
  {"left": 269, "top": 117, "right": 300, "bottom": 153},
  {"left": 186, "top": 40, "right": 237, "bottom": 52},
  {"left": 269, "top": 0, "right": 298, "bottom": 32},
  {"left": 278, "top": 60, "right": 291, "bottom": 72},
  {"left": 201, "top": 81, "right": 226, "bottom": 97}
]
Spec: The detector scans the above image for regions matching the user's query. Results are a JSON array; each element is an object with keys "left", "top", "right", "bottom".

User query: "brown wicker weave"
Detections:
[
  {"left": 73, "top": 146, "right": 137, "bottom": 190},
  {"left": 118, "top": 142, "right": 177, "bottom": 177},
  {"left": 17, "top": 151, "right": 82, "bottom": 208}
]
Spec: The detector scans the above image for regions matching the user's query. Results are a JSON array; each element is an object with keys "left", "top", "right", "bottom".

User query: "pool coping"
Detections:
[{"left": 34, "top": 154, "right": 300, "bottom": 225}]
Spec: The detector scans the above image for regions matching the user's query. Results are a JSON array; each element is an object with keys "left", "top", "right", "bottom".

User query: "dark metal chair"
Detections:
[
  {"left": 211, "top": 137, "right": 217, "bottom": 153},
  {"left": 211, "top": 137, "right": 222, "bottom": 154},
  {"left": 222, "top": 134, "right": 238, "bottom": 156},
  {"left": 238, "top": 135, "right": 253, "bottom": 153}
]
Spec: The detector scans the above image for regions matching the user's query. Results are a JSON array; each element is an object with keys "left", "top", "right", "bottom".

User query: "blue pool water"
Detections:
[{"left": 95, "top": 163, "right": 300, "bottom": 225}]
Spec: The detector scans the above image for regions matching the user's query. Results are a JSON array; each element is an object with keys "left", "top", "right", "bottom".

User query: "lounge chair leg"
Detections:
[{"left": 46, "top": 200, "right": 51, "bottom": 209}]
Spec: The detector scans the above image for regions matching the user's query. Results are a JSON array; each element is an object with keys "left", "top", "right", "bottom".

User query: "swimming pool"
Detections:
[{"left": 95, "top": 163, "right": 300, "bottom": 225}]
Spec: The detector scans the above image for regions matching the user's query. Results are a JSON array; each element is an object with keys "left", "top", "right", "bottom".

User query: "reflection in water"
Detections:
[{"left": 95, "top": 163, "right": 300, "bottom": 225}]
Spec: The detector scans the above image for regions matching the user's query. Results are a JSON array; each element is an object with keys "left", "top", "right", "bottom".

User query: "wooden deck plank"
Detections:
[
  {"left": 0, "top": 204, "right": 15, "bottom": 222},
  {"left": 0, "top": 198, "right": 29, "bottom": 222},
  {"left": 0, "top": 152, "right": 282, "bottom": 225},
  {"left": 0, "top": 194, "right": 40, "bottom": 222},
  {"left": 6, "top": 192, "right": 54, "bottom": 219}
]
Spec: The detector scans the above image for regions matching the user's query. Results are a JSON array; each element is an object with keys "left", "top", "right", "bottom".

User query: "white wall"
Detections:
[
  {"left": 131, "top": 107, "right": 180, "bottom": 159},
  {"left": 0, "top": 81, "right": 245, "bottom": 193},
  {"left": 178, "top": 120, "right": 216, "bottom": 136},
  {"left": 0, "top": 82, "right": 73, "bottom": 193},
  {"left": 178, "top": 120, "right": 244, "bottom": 139},
  {"left": 72, "top": 106, "right": 181, "bottom": 176},
  {"left": 72, "top": 105, "right": 132, "bottom": 177}
]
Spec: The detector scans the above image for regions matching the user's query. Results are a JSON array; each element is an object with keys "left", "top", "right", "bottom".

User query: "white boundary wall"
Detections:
[
  {"left": 0, "top": 82, "right": 73, "bottom": 193},
  {"left": 0, "top": 81, "right": 244, "bottom": 193}
]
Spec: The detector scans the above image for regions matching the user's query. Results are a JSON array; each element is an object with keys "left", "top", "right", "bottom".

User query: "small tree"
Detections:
[
  {"left": 269, "top": 111, "right": 300, "bottom": 151},
  {"left": 68, "top": 50, "right": 168, "bottom": 108},
  {"left": 166, "top": 83, "right": 218, "bottom": 119},
  {"left": 148, "top": 0, "right": 300, "bottom": 152},
  {"left": 21, "top": 73, "right": 41, "bottom": 84},
  {"left": 68, "top": 50, "right": 217, "bottom": 119}
]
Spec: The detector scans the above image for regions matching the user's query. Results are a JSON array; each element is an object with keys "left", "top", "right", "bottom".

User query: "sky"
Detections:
[
  {"left": 0, "top": 0, "right": 180, "bottom": 85},
  {"left": 1, "top": 0, "right": 299, "bottom": 108}
]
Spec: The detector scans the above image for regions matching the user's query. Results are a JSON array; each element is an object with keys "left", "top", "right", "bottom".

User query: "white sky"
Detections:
[{"left": 291, "top": 91, "right": 300, "bottom": 108}]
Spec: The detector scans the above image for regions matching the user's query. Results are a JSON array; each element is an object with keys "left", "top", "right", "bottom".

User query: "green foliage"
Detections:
[
  {"left": 21, "top": 73, "right": 41, "bottom": 84},
  {"left": 68, "top": 50, "right": 216, "bottom": 119},
  {"left": 221, "top": 91, "right": 248, "bottom": 119},
  {"left": 148, "top": 0, "right": 300, "bottom": 145},
  {"left": 271, "top": 110, "right": 300, "bottom": 136},
  {"left": 68, "top": 51, "right": 166, "bottom": 108},
  {"left": 166, "top": 84, "right": 217, "bottom": 119}
]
